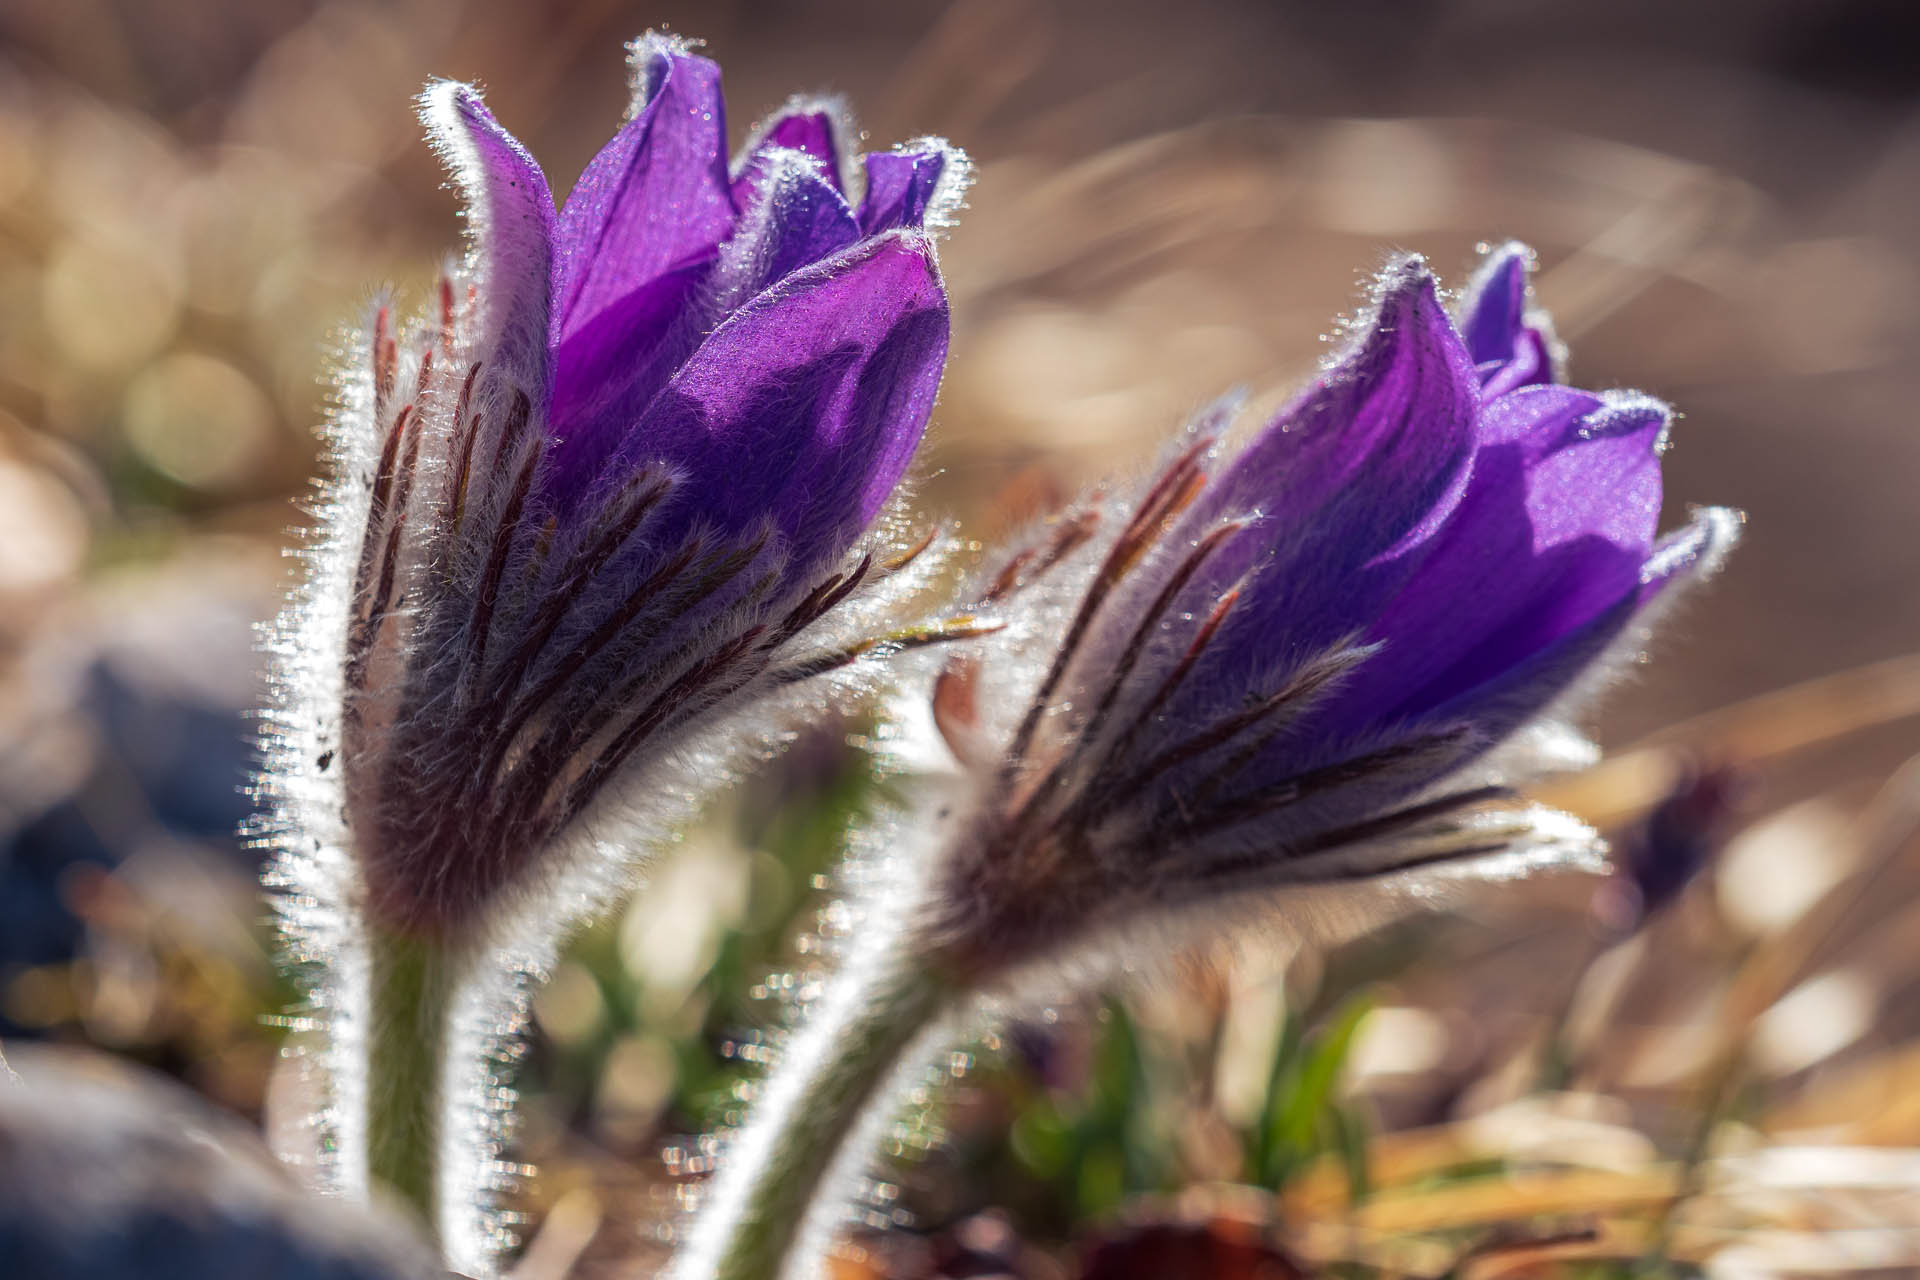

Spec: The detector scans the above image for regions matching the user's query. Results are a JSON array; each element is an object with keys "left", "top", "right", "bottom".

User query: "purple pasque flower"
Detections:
[
  {"left": 264, "top": 34, "right": 969, "bottom": 939},
  {"left": 1600, "top": 761, "right": 1742, "bottom": 928},
  {"left": 912, "top": 249, "right": 1738, "bottom": 981}
]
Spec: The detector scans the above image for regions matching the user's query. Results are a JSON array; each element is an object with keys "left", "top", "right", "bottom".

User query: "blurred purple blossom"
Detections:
[
  {"left": 1599, "top": 760, "right": 1744, "bottom": 929},
  {"left": 916, "top": 248, "right": 1738, "bottom": 979}
]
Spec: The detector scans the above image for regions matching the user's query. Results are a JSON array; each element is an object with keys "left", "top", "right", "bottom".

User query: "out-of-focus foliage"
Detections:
[{"left": 5, "top": 2, "right": 1920, "bottom": 1277}]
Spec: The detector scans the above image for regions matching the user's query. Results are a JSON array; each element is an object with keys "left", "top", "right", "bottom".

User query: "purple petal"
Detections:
[
  {"left": 724, "top": 152, "right": 862, "bottom": 297},
  {"left": 1169, "top": 259, "right": 1480, "bottom": 697},
  {"left": 1334, "top": 388, "right": 1671, "bottom": 731},
  {"left": 1459, "top": 241, "right": 1558, "bottom": 397},
  {"left": 1460, "top": 242, "right": 1531, "bottom": 366},
  {"left": 1414, "top": 505, "right": 1740, "bottom": 744},
  {"left": 551, "top": 36, "right": 734, "bottom": 350},
  {"left": 1635, "top": 505, "right": 1740, "bottom": 605},
  {"left": 610, "top": 233, "right": 948, "bottom": 558},
  {"left": 859, "top": 145, "right": 956, "bottom": 234},
  {"left": 1478, "top": 327, "right": 1555, "bottom": 399},
  {"left": 1207, "top": 508, "right": 1731, "bottom": 853},
  {"left": 542, "top": 153, "right": 864, "bottom": 504},
  {"left": 419, "top": 82, "right": 556, "bottom": 389},
  {"left": 546, "top": 259, "right": 712, "bottom": 458},
  {"left": 732, "top": 98, "right": 851, "bottom": 206}
]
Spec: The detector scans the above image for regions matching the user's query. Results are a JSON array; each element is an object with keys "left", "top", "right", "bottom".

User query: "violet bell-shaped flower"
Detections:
[
  {"left": 265, "top": 34, "right": 969, "bottom": 942},
  {"left": 257, "top": 32, "right": 968, "bottom": 1260},
  {"left": 669, "top": 247, "right": 1737, "bottom": 1280},
  {"left": 917, "top": 246, "right": 1738, "bottom": 981}
]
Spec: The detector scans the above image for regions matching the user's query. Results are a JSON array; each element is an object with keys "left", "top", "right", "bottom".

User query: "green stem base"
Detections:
[
  {"left": 677, "top": 943, "right": 954, "bottom": 1280},
  {"left": 365, "top": 928, "right": 458, "bottom": 1242}
]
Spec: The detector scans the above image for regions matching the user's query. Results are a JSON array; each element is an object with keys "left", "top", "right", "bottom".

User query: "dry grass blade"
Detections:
[{"left": 1536, "top": 653, "right": 1920, "bottom": 828}]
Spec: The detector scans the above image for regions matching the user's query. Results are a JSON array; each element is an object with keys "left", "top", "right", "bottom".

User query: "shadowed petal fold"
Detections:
[
  {"left": 723, "top": 153, "right": 863, "bottom": 302},
  {"left": 1171, "top": 259, "right": 1479, "bottom": 709},
  {"left": 548, "top": 37, "right": 733, "bottom": 434},
  {"left": 860, "top": 147, "right": 954, "bottom": 234},
  {"left": 554, "top": 37, "right": 733, "bottom": 337},
  {"left": 733, "top": 98, "right": 852, "bottom": 205},
  {"left": 1416, "top": 505, "right": 1742, "bottom": 742},
  {"left": 544, "top": 152, "right": 867, "bottom": 504},
  {"left": 626, "top": 233, "right": 948, "bottom": 556},
  {"left": 1324, "top": 388, "right": 1670, "bottom": 734},
  {"left": 1459, "top": 241, "right": 1559, "bottom": 397}
]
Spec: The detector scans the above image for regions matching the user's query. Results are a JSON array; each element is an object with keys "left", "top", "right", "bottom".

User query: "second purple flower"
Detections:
[{"left": 916, "top": 248, "right": 1739, "bottom": 980}]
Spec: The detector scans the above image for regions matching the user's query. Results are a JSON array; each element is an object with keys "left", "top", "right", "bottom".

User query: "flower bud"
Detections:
[
  {"left": 261, "top": 35, "right": 971, "bottom": 940},
  {"left": 912, "top": 251, "right": 1739, "bottom": 984}
]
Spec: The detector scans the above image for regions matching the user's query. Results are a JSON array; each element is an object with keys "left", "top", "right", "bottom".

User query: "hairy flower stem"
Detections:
[
  {"left": 677, "top": 934, "right": 957, "bottom": 1280},
  {"left": 365, "top": 928, "right": 458, "bottom": 1244}
]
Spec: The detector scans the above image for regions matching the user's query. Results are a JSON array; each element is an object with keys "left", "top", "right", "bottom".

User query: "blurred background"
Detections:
[{"left": 3, "top": 1, "right": 1920, "bottom": 1276}]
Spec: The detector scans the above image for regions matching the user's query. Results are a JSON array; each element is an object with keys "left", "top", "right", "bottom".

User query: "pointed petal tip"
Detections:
[
  {"left": 1373, "top": 252, "right": 1439, "bottom": 302},
  {"left": 553, "top": 34, "right": 731, "bottom": 342},
  {"left": 1334, "top": 254, "right": 1465, "bottom": 372},
  {"left": 1476, "top": 239, "right": 1537, "bottom": 277},
  {"left": 1645, "top": 505, "right": 1743, "bottom": 587},
  {"left": 857, "top": 136, "right": 973, "bottom": 237},
  {"left": 897, "top": 135, "right": 975, "bottom": 226},
  {"left": 624, "top": 30, "right": 720, "bottom": 114},
  {"left": 415, "top": 78, "right": 545, "bottom": 186},
  {"left": 415, "top": 76, "right": 469, "bottom": 122},
  {"left": 412, "top": 75, "right": 555, "bottom": 392},
  {"left": 627, "top": 28, "right": 703, "bottom": 70},
  {"left": 742, "top": 92, "right": 856, "bottom": 149},
  {"left": 733, "top": 94, "right": 861, "bottom": 198},
  {"left": 1355, "top": 255, "right": 1454, "bottom": 347},
  {"left": 417, "top": 78, "right": 497, "bottom": 141},
  {"left": 1458, "top": 240, "right": 1546, "bottom": 374},
  {"left": 1586, "top": 390, "right": 1675, "bottom": 451}
]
